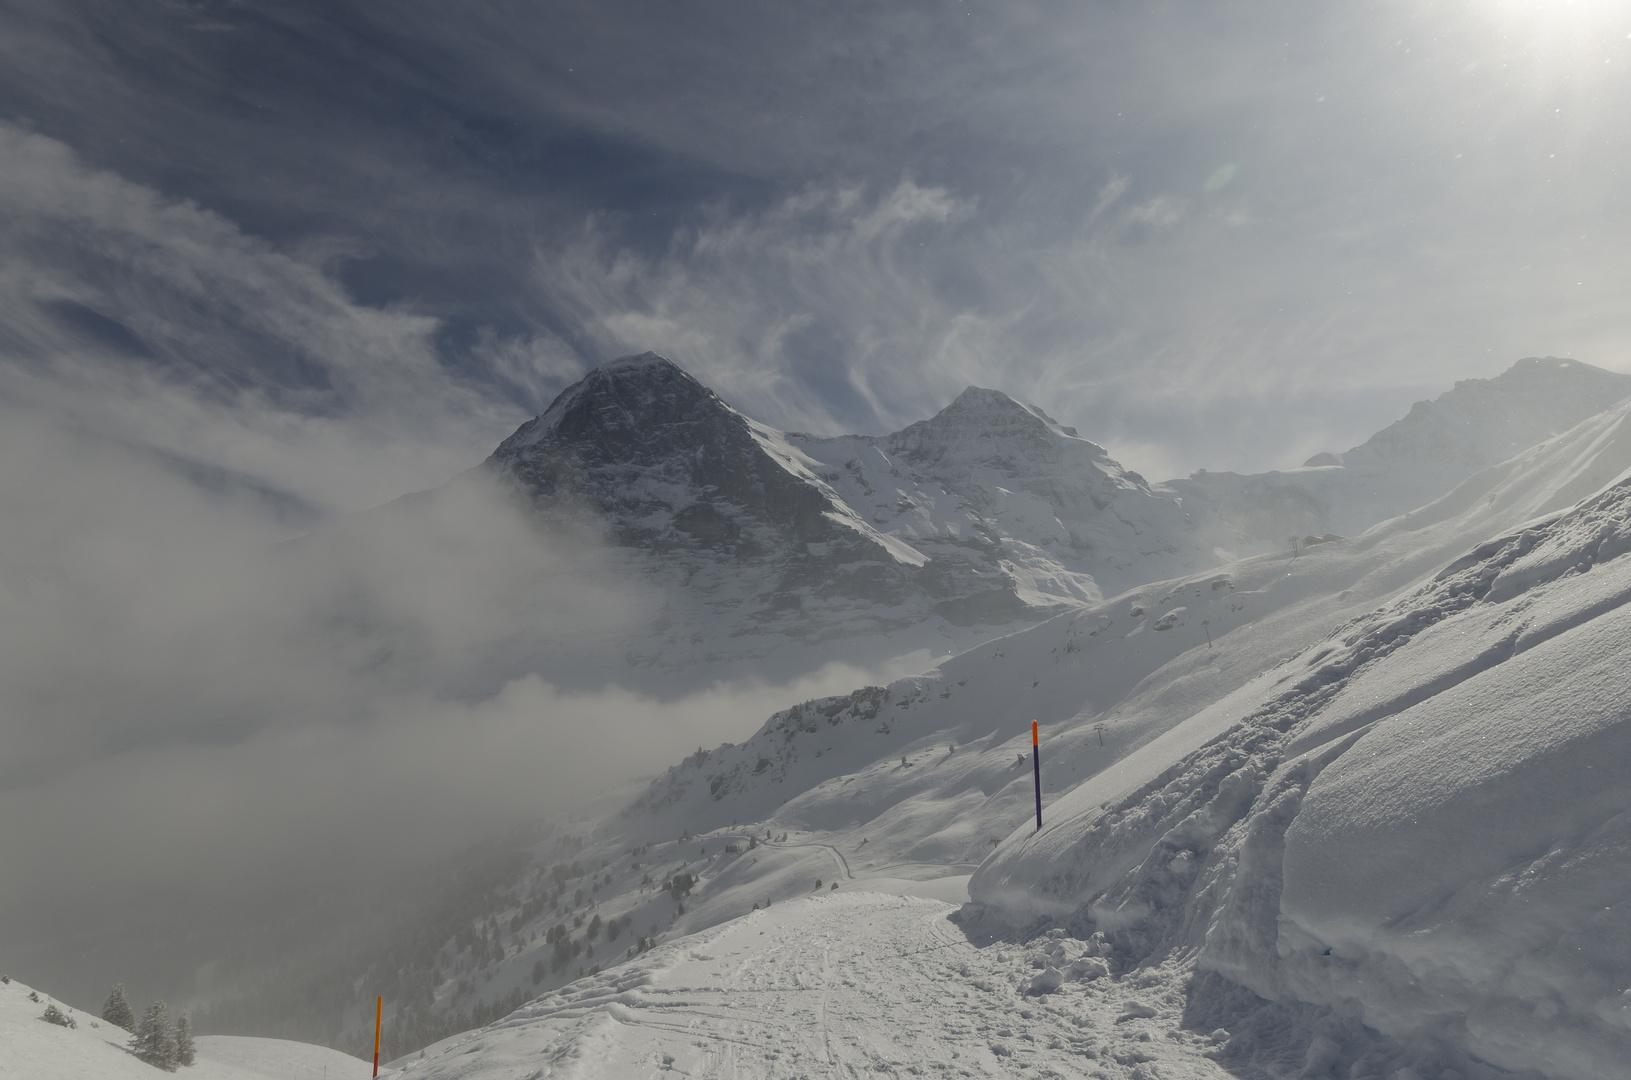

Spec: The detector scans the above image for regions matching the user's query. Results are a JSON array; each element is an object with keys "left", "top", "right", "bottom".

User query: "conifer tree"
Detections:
[
  {"left": 41, "top": 1003, "right": 77, "bottom": 1028},
  {"left": 173, "top": 1013, "right": 196, "bottom": 1067},
  {"left": 102, "top": 983, "right": 136, "bottom": 1032},
  {"left": 132, "top": 1000, "right": 179, "bottom": 1071}
]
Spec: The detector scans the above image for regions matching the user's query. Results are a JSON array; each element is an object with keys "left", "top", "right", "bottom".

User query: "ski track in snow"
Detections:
[{"left": 391, "top": 892, "right": 1229, "bottom": 1080}]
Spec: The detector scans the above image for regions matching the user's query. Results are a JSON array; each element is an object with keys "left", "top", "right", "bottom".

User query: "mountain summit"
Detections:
[
  {"left": 1323, "top": 355, "right": 1631, "bottom": 471},
  {"left": 482, "top": 355, "right": 1204, "bottom": 681},
  {"left": 490, "top": 353, "right": 844, "bottom": 549}
]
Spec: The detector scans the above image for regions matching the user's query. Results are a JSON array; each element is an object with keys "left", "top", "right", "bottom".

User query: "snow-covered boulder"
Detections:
[{"left": 1027, "top": 966, "right": 1064, "bottom": 995}]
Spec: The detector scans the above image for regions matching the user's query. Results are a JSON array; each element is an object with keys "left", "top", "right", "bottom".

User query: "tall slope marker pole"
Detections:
[
  {"left": 373, "top": 996, "right": 382, "bottom": 1077},
  {"left": 1032, "top": 721, "right": 1042, "bottom": 831}
]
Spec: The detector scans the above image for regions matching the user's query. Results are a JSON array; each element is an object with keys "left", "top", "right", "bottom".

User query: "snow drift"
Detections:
[{"left": 970, "top": 398, "right": 1631, "bottom": 1079}]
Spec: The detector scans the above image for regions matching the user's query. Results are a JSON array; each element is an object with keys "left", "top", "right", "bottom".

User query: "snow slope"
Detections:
[
  {"left": 622, "top": 389, "right": 1631, "bottom": 884},
  {"left": 0, "top": 975, "right": 364, "bottom": 1080},
  {"left": 385, "top": 891, "right": 1233, "bottom": 1080},
  {"left": 968, "top": 400, "right": 1631, "bottom": 1079}
]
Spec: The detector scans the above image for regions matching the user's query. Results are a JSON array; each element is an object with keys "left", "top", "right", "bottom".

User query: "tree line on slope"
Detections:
[
  {"left": 158, "top": 825, "right": 696, "bottom": 1063},
  {"left": 102, "top": 983, "right": 197, "bottom": 1071}
]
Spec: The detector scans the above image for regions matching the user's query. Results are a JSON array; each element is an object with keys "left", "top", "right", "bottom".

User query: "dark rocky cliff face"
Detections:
[
  {"left": 484, "top": 354, "right": 929, "bottom": 655},
  {"left": 487, "top": 353, "right": 834, "bottom": 551}
]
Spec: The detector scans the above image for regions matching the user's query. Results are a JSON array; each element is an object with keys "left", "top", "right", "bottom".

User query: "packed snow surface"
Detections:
[{"left": 387, "top": 892, "right": 1231, "bottom": 1080}]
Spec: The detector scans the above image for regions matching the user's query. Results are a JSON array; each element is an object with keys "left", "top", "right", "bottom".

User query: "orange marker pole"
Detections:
[
  {"left": 1031, "top": 721, "right": 1042, "bottom": 832},
  {"left": 373, "top": 996, "right": 382, "bottom": 1077}
]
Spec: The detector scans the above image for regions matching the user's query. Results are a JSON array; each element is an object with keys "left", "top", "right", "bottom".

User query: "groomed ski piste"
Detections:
[
  {"left": 387, "top": 890, "right": 1231, "bottom": 1080},
  {"left": 383, "top": 397, "right": 1631, "bottom": 1079}
]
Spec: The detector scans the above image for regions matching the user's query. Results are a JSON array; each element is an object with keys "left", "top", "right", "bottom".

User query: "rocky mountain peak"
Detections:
[
  {"left": 886, "top": 384, "right": 1138, "bottom": 496},
  {"left": 485, "top": 354, "right": 847, "bottom": 550},
  {"left": 913, "top": 386, "right": 1081, "bottom": 440},
  {"left": 497, "top": 352, "right": 733, "bottom": 470}
]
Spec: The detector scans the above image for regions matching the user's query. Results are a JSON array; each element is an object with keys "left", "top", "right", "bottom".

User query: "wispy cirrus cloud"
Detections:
[{"left": 0, "top": 120, "right": 534, "bottom": 514}]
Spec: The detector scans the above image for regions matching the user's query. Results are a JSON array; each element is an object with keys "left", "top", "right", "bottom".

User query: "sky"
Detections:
[{"left": 2, "top": 0, "right": 1630, "bottom": 1014}]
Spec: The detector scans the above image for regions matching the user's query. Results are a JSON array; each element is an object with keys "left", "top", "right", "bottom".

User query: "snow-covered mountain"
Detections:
[
  {"left": 622, "top": 384, "right": 1631, "bottom": 867},
  {"left": 481, "top": 353, "right": 1211, "bottom": 683},
  {"left": 1170, "top": 355, "right": 1631, "bottom": 546},
  {"left": 371, "top": 370, "right": 1631, "bottom": 1080},
  {"left": 475, "top": 353, "right": 1630, "bottom": 689}
]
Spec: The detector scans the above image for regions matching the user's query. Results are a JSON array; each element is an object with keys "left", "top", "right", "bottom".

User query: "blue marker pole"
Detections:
[{"left": 1031, "top": 721, "right": 1042, "bottom": 831}]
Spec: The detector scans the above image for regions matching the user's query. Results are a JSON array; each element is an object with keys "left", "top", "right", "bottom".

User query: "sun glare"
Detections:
[{"left": 1474, "top": 0, "right": 1631, "bottom": 63}]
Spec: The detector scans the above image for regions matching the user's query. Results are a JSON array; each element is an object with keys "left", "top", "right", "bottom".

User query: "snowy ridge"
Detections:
[
  {"left": 1345, "top": 355, "right": 1631, "bottom": 473},
  {"left": 1169, "top": 355, "right": 1631, "bottom": 546},
  {"left": 622, "top": 394, "right": 1631, "bottom": 880},
  {"left": 787, "top": 384, "right": 1199, "bottom": 606}
]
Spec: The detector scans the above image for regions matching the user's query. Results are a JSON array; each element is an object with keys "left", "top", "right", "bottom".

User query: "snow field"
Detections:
[
  {"left": 33, "top": 367, "right": 1628, "bottom": 1076},
  {"left": 192, "top": 1036, "right": 372, "bottom": 1079}
]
